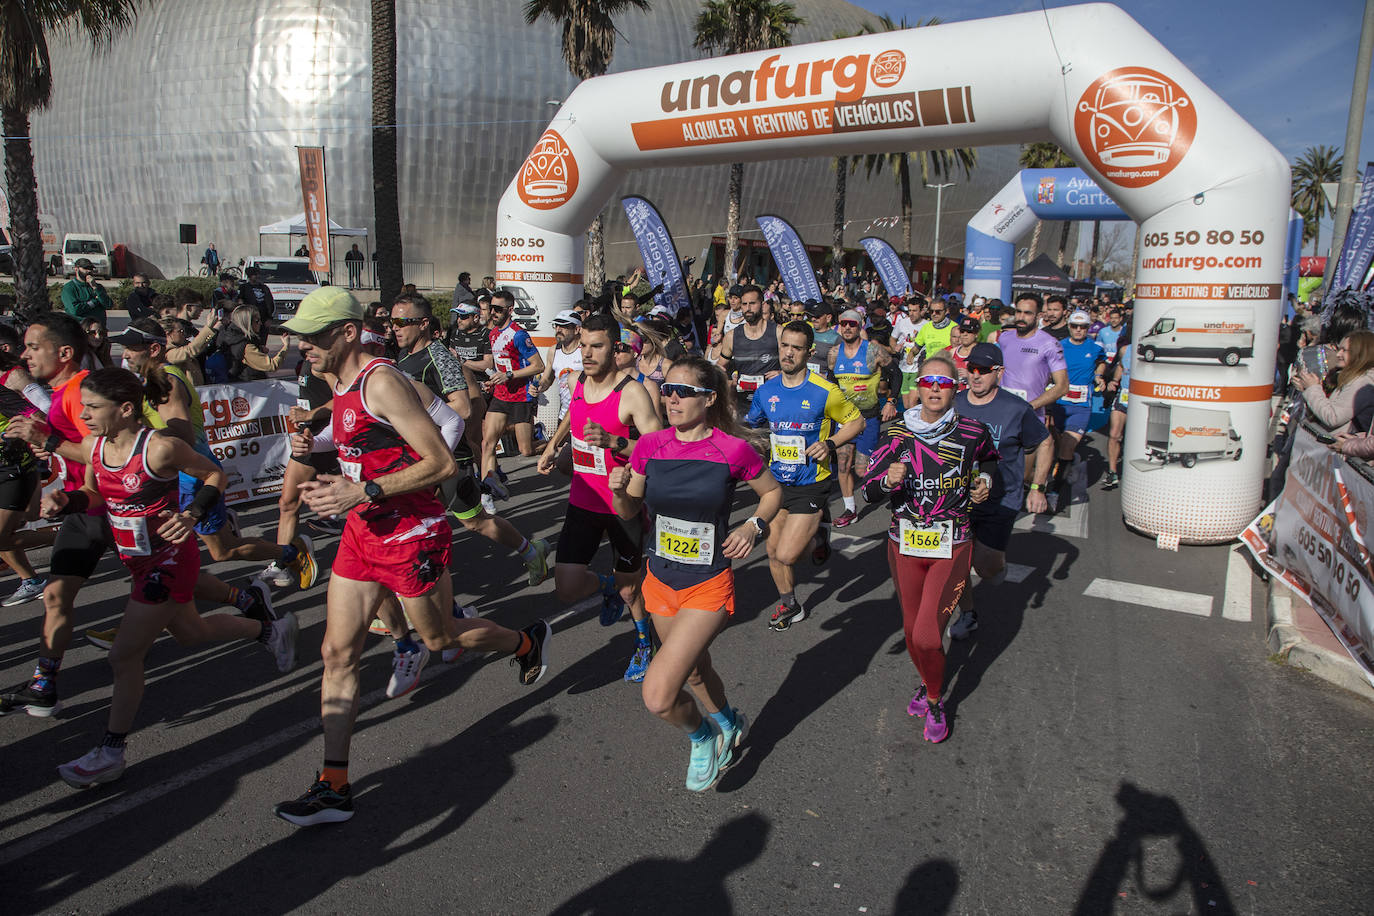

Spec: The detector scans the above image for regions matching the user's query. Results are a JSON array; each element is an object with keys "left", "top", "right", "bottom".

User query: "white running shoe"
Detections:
[
  {"left": 2, "top": 577, "right": 46, "bottom": 607},
  {"left": 387, "top": 642, "right": 430, "bottom": 698},
  {"left": 442, "top": 604, "right": 477, "bottom": 663},
  {"left": 266, "top": 613, "right": 300, "bottom": 672},
  {"left": 480, "top": 492, "right": 496, "bottom": 516},
  {"left": 58, "top": 745, "right": 126, "bottom": 788},
  {"left": 260, "top": 561, "right": 292, "bottom": 589}
]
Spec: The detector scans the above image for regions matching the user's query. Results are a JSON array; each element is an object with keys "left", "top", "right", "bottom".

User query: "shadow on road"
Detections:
[{"left": 894, "top": 857, "right": 960, "bottom": 914}]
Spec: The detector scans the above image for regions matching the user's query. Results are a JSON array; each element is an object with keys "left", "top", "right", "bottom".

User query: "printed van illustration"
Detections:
[
  {"left": 1136, "top": 306, "right": 1254, "bottom": 366},
  {"left": 1136, "top": 404, "right": 1241, "bottom": 469}
]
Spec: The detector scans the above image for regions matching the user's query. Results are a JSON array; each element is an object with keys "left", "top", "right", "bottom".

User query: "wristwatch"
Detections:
[
  {"left": 748, "top": 516, "right": 769, "bottom": 538},
  {"left": 1028, "top": 483, "right": 1043, "bottom": 492},
  {"left": 43, "top": 432, "right": 63, "bottom": 454},
  {"left": 363, "top": 480, "right": 384, "bottom": 502},
  {"left": 613, "top": 435, "right": 629, "bottom": 453}
]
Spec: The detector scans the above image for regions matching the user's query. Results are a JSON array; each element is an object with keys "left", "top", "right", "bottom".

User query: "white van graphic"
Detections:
[
  {"left": 1136, "top": 306, "right": 1254, "bottom": 366},
  {"left": 1133, "top": 404, "right": 1242, "bottom": 469}
]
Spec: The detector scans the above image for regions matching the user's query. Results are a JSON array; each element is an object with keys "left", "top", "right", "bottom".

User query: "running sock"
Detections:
[
  {"left": 598, "top": 574, "right": 616, "bottom": 597},
  {"left": 101, "top": 730, "right": 127, "bottom": 750},
  {"left": 779, "top": 591, "right": 797, "bottom": 609},
  {"left": 229, "top": 587, "right": 254, "bottom": 613},
  {"left": 517, "top": 538, "right": 537, "bottom": 563},
  {"left": 256, "top": 621, "right": 271, "bottom": 644},
  {"left": 395, "top": 634, "right": 420, "bottom": 654},
  {"left": 709, "top": 706, "right": 737, "bottom": 731},
  {"left": 688, "top": 718, "right": 714, "bottom": 744},
  {"left": 633, "top": 617, "right": 651, "bottom": 647},
  {"left": 321, "top": 761, "right": 349, "bottom": 789},
  {"left": 30, "top": 656, "right": 60, "bottom": 694},
  {"left": 514, "top": 632, "right": 533, "bottom": 657},
  {"left": 843, "top": 496, "right": 856, "bottom": 513},
  {"left": 280, "top": 544, "right": 301, "bottom": 567}
]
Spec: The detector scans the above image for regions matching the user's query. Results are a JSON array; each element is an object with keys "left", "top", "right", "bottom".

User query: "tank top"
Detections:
[
  {"left": 811, "top": 327, "right": 840, "bottom": 377},
  {"left": 731, "top": 321, "right": 781, "bottom": 392},
  {"left": 568, "top": 373, "right": 633, "bottom": 514},
  {"left": 551, "top": 344, "right": 584, "bottom": 419},
  {"left": 93, "top": 427, "right": 179, "bottom": 560},
  {"left": 833, "top": 339, "right": 882, "bottom": 412},
  {"left": 0, "top": 368, "right": 38, "bottom": 469},
  {"left": 332, "top": 358, "right": 445, "bottom": 521},
  {"left": 141, "top": 365, "right": 214, "bottom": 462}
]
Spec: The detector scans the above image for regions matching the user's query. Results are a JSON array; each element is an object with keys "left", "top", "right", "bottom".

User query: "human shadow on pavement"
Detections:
[
  {"left": 1073, "top": 782, "right": 1236, "bottom": 916},
  {"left": 548, "top": 812, "right": 769, "bottom": 916},
  {"left": 716, "top": 598, "right": 895, "bottom": 792},
  {"left": 893, "top": 857, "right": 959, "bottom": 914}
]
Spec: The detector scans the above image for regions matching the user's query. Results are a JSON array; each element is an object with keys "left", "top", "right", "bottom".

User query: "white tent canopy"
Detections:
[{"left": 258, "top": 213, "right": 367, "bottom": 237}]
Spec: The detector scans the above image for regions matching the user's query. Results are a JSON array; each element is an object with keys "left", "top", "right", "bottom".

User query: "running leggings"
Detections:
[{"left": 885, "top": 539, "right": 973, "bottom": 700}]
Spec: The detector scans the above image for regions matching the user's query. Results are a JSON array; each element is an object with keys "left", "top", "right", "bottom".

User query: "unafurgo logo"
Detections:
[
  {"left": 1074, "top": 66, "right": 1195, "bottom": 189},
  {"left": 518, "top": 130, "right": 579, "bottom": 210}
]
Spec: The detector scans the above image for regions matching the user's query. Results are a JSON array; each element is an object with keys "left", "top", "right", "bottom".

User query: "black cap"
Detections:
[
  {"left": 728, "top": 285, "right": 743, "bottom": 297},
  {"left": 958, "top": 316, "right": 982, "bottom": 334},
  {"left": 74, "top": 257, "right": 94, "bottom": 269},
  {"left": 112, "top": 325, "right": 166, "bottom": 348},
  {"left": 967, "top": 342, "right": 1003, "bottom": 369},
  {"left": 805, "top": 299, "right": 829, "bottom": 318}
]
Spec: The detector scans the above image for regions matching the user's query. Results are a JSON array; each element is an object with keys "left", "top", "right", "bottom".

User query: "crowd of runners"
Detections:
[{"left": 0, "top": 276, "right": 1138, "bottom": 824}]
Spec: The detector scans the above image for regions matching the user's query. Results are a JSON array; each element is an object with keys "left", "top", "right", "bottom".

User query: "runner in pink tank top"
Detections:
[{"left": 569, "top": 373, "right": 634, "bottom": 514}]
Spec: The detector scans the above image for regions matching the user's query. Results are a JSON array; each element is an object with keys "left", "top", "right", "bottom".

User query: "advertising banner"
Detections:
[
  {"left": 198, "top": 380, "right": 300, "bottom": 505},
  {"left": 1240, "top": 427, "right": 1374, "bottom": 686},
  {"left": 859, "top": 236, "right": 911, "bottom": 299},
  {"left": 756, "top": 214, "right": 822, "bottom": 302},
  {"left": 621, "top": 195, "right": 692, "bottom": 316},
  {"left": 296, "top": 146, "right": 330, "bottom": 274},
  {"left": 1328, "top": 162, "right": 1374, "bottom": 294}
]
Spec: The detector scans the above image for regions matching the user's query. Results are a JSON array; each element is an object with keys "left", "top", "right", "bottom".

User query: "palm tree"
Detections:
[
  {"left": 372, "top": 0, "right": 403, "bottom": 305},
  {"left": 525, "top": 0, "right": 651, "bottom": 296},
  {"left": 1292, "top": 144, "right": 1343, "bottom": 257},
  {"left": 1018, "top": 141, "right": 1075, "bottom": 262},
  {"left": 1, "top": 1, "right": 140, "bottom": 312},
  {"left": 694, "top": 0, "right": 803, "bottom": 282}
]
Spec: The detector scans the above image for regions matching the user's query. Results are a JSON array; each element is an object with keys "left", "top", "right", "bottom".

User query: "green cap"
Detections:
[{"left": 282, "top": 286, "right": 363, "bottom": 335}]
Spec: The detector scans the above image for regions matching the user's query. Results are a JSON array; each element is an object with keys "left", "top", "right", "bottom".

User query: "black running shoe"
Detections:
[
  {"left": 768, "top": 601, "right": 808, "bottom": 631},
  {"left": 274, "top": 776, "right": 354, "bottom": 826},
  {"left": 243, "top": 577, "right": 281, "bottom": 621},
  {"left": 512, "top": 620, "right": 551, "bottom": 687},
  {"left": 309, "top": 515, "right": 345, "bottom": 534},
  {"left": 1103, "top": 471, "right": 1120, "bottom": 491},
  {"left": 0, "top": 681, "right": 60, "bottom": 718}
]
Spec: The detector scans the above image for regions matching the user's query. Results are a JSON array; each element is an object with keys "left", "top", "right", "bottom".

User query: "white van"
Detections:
[
  {"left": 62, "top": 233, "right": 112, "bottom": 278},
  {"left": 241, "top": 256, "right": 322, "bottom": 321},
  {"left": 1136, "top": 305, "right": 1254, "bottom": 366}
]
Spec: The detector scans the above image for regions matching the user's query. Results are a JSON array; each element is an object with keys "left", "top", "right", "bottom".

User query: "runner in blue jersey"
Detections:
[
  {"left": 1047, "top": 310, "right": 1107, "bottom": 493},
  {"left": 745, "top": 321, "right": 864, "bottom": 630}
]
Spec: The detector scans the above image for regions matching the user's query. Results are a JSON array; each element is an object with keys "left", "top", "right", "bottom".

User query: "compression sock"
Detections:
[
  {"left": 228, "top": 587, "right": 253, "bottom": 612},
  {"left": 598, "top": 574, "right": 616, "bottom": 597},
  {"left": 633, "top": 617, "right": 651, "bottom": 647},
  {"left": 31, "top": 656, "right": 60, "bottom": 694},
  {"left": 101, "top": 731, "right": 128, "bottom": 751},
  {"left": 321, "top": 761, "right": 349, "bottom": 788},
  {"left": 709, "top": 706, "right": 737, "bottom": 731},
  {"left": 280, "top": 543, "right": 300, "bottom": 567},
  {"left": 688, "top": 718, "right": 714, "bottom": 744},
  {"left": 517, "top": 538, "right": 537, "bottom": 562},
  {"left": 394, "top": 634, "right": 420, "bottom": 654},
  {"left": 843, "top": 496, "right": 856, "bottom": 513},
  {"left": 779, "top": 591, "right": 797, "bottom": 609}
]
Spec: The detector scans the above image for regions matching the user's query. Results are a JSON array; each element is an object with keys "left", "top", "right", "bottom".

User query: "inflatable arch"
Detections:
[
  {"left": 496, "top": 2, "right": 1289, "bottom": 543},
  {"left": 964, "top": 168, "right": 1306, "bottom": 305}
]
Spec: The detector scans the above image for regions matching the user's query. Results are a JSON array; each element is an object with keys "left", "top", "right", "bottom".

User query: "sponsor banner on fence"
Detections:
[
  {"left": 1240, "top": 426, "right": 1374, "bottom": 685},
  {"left": 859, "top": 236, "right": 911, "bottom": 299},
  {"left": 199, "top": 380, "right": 300, "bottom": 505}
]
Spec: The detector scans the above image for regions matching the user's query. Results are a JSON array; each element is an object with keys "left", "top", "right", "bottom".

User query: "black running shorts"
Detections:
[
  {"left": 50, "top": 512, "right": 113, "bottom": 580},
  {"left": 556, "top": 503, "right": 645, "bottom": 573}
]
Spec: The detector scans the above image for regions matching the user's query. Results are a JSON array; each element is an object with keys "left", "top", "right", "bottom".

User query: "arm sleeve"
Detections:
[
  {"left": 311, "top": 425, "right": 336, "bottom": 452},
  {"left": 427, "top": 343, "right": 468, "bottom": 393},
  {"left": 427, "top": 396, "right": 465, "bottom": 451},
  {"left": 22, "top": 383, "right": 52, "bottom": 415}
]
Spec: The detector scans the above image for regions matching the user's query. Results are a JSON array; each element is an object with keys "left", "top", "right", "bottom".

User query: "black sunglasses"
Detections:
[
  {"left": 390, "top": 316, "right": 428, "bottom": 328},
  {"left": 660, "top": 382, "right": 712, "bottom": 399}
]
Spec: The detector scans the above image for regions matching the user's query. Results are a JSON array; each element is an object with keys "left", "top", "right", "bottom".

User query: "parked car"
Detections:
[
  {"left": 62, "top": 233, "right": 112, "bottom": 278},
  {"left": 241, "top": 256, "right": 323, "bottom": 321}
]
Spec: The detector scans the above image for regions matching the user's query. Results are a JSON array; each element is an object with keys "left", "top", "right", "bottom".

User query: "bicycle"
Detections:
[{"left": 199, "top": 259, "right": 244, "bottom": 280}]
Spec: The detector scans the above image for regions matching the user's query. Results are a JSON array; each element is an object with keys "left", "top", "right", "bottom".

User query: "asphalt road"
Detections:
[{"left": 1, "top": 448, "right": 1371, "bottom": 915}]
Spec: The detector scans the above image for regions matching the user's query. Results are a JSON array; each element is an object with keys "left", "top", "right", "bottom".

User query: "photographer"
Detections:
[{"left": 60, "top": 258, "right": 111, "bottom": 327}]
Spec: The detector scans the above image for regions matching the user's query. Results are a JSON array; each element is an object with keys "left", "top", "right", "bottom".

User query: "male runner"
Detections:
[
  {"left": 998, "top": 292, "right": 1069, "bottom": 421},
  {"left": 537, "top": 313, "right": 662, "bottom": 681},
  {"left": 477, "top": 290, "right": 544, "bottom": 495},
  {"left": 1047, "top": 310, "right": 1107, "bottom": 493},
  {"left": 274, "top": 287, "right": 551, "bottom": 826},
  {"left": 828, "top": 308, "right": 895, "bottom": 527},
  {"left": 446, "top": 302, "right": 492, "bottom": 482},
  {"left": 745, "top": 321, "right": 863, "bottom": 629},
  {"left": 807, "top": 300, "right": 840, "bottom": 378},
  {"left": 949, "top": 343, "right": 1052, "bottom": 639},
  {"left": 536, "top": 309, "right": 584, "bottom": 422},
  {"left": 716, "top": 285, "right": 782, "bottom": 411},
  {"left": 1040, "top": 294, "right": 1071, "bottom": 341},
  {"left": 913, "top": 297, "right": 955, "bottom": 360}
]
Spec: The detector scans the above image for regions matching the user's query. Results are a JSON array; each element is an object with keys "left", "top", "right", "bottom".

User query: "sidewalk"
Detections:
[{"left": 1266, "top": 581, "right": 1374, "bottom": 701}]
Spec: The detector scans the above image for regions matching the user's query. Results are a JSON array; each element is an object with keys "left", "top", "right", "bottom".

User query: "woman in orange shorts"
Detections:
[{"left": 609, "top": 354, "right": 779, "bottom": 791}]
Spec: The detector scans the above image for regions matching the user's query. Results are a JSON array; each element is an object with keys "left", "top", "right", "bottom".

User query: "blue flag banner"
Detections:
[
  {"left": 621, "top": 195, "right": 691, "bottom": 315},
  {"left": 756, "top": 214, "right": 823, "bottom": 302},
  {"left": 860, "top": 236, "right": 911, "bottom": 300},
  {"left": 1331, "top": 163, "right": 1374, "bottom": 294}
]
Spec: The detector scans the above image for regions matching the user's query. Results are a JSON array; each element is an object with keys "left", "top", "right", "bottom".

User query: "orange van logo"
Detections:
[
  {"left": 870, "top": 50, "right": 905, "bottom": 88},
  {"left": 1074, "top": 67, "right": 1195, "bottom": 188},
  {"left": 518, "top": 130, "right": 579, "bottom": 209}
]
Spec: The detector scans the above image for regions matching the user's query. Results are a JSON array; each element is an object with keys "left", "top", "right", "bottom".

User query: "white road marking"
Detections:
[
  {"left": 0, "top": 593, "right": 602, "bottom": 868},
  {"left": 1222, "top": 550, "right": 1254, "bottom": 622},
  {"left": 1083, "top": 578, "right": 1213, "bottom": 617},
  {"left": 830, "top": 532, "right": 874, "bottom": 558}
]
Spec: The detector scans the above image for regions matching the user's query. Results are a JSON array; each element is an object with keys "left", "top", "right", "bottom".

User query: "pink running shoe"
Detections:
[
  {"left": 923, "top": 699, "right": 949, "bottom": 743},
  {"left": 907, "top": 685, "right": 929, "bottom": 718}
]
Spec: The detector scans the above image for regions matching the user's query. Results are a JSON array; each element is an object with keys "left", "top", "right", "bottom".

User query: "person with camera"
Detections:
[{"left": 61, "top": 258, "right": 111, "bottom": 328}]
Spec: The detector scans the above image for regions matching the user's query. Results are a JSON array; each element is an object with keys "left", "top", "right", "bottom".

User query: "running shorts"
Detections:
[
  {"left": 642, "top": 566, "right": 734, "bottom": 617},
  {"left": 334, "top": 508, "right": 451, "bottom": 598},
  {"left": 1047, "top": 403, "right": 1091, "bottom": 435},
  {"left": 179, "top": 474, "right": 230, "bottom": 536},
  {"left": 290, "top": 450, "right": 342, "bottom": 475},
  {"left": 50, "top": 513, "right": 113, "bottom": 580},
  {"left": 854, "top": 414, "right": 882, "bottom": 458},
  {"left": 556, "top": 503, "right": 645, "bottom": 573},
  {"left": 0, "top": 464, "right": 38, "bottom": 512},
  {"left": 439, "top": 470, "right": 484, "bottom": 521},
  {"left": 970, "top": 503, "right": 1018, "bottom": 553},
  {"left": 125, "top": 538, "right": 199, "bottom": 605},
  {"left": 779, "top": 480, "right": 831, "bottom": 516},
  {"left": 1112, "top": 390, "right": 1130, "bottom": 415},
  {"left": 489, "top": 399, "right": 534, "bottom": 424}
]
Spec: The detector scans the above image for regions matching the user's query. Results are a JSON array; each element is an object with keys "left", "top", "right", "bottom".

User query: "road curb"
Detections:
[{"left": 1266, "top": 581, "right": 1374, "bottom": 702}]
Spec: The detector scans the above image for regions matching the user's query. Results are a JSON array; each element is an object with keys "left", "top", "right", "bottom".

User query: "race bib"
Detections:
[
  {"left": 770, "top": 433, "right": 806, "bottom": 465},
  {"left": 339, "top": 459, "right": 362, "bottom": 483},
  {"left": 1006, "top": 387, "right": 1029, "bottom": 402},
  {"left": 807, "top": 362, "right": 822, "bottom": 376},
  {"left": 898, "top": 518, "right": 952, "bottom": 559},
  {"left": 1064, "top": 384, "right": 1089, "bottom": 404},
  {"left": 111, "top": 514, "right": 152, "bottom": 558},
  {"left": 494, "top": 355, "right": 514, "bottom": 373},
  {"left": 738, "top": 374, "right": 764, "bottom": 392},
  {"left": 655, "top": 515, "right": 715, "bottom": 566},
  {"left": 1119, "top": 389, "right": 1130, "bottom": 405},
  {"left": 571, "top": 435, "right": 607, "bottom": 476}
]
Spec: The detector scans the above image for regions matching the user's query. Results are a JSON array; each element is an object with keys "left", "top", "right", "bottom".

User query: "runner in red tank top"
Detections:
[
  {"left": 538, "top": 313, "right": 662, "bottom": 681},
  {"left": 46, "top": 368, "right": 300, "bottom": 789},
  {"left": 276, "top": 287, "right": 554, "bottom": 827}
]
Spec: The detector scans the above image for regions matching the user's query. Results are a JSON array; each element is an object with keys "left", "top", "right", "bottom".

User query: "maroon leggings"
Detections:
[{"left": 886, "top": 538, "right": 973, "bottom": 700}]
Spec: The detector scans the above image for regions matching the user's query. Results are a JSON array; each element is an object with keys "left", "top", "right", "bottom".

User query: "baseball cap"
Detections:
[
  {"left": 74, "top": 257, "right": 94, "bottom": 269},
  {"left": 838, "top": 308, "right": 862, "bottom": 324},
  {"left": 452, "top": 303, "right": 478, "bottom": 316},
  {"left": 282, "top": 286, "right": 364, "bottom": 335},
  {"left": 728, "top": 285, "right": 744, "bottom": 297},
  {"left": 646, "top": 304, "right": 672, "bottom": 319},
  {"left": 552, "top": 309, "right": 582, "bottom": 327},
  {"left": 805, "top": 299, "right": 830, "bottom": 319},
  {"left": 967, "top": 342, "right": 1004, "bottom": 369},
  {"left": 1068, "top": 309, "right": 1092, "bottom": 325},
  {"left": 958, "top": 317, "right": 982, "bottom": 334},
  {"left": 112, "top": 324, "right": 166, "bottom": 348},
  {"left": 889, "top": 295, "right": 903, "bottom": 305}
]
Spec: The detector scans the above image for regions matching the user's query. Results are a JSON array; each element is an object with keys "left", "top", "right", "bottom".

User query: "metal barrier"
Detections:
[{"left": 401, "top": 261, "right": 436, "bottom": 291}]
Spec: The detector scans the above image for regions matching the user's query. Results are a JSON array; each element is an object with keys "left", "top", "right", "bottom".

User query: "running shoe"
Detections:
[
  {"left": 57, "top": 745, "right": 125, "bottom": 788},
  {"left": 87, "top": 627, "right": 118, "bottom": 651},
  {"left": 623, "top": 643, "right": 653, "bottom": 682},
  {"left": 768, "top": 600, "right": 807, "bottom": 631},
  {"left": 685, "top": 728, "right": 723, "bottom": 792},
  {"left": 512, "top": 619, "right": 551, "bottom": 687},
  {"left": 289, "top": 535, "right": 318, "bottom": 590},
  {"left": 2, "top": 577, "right": 46, "bottom": 607},
  {"left": 923, "top": 698, "right": 949, "bottom": 743},
  {"left": 832, "top": 508, "right": 858, "bottom": 529},
  {"left": 226, "top": 508, "right": 241, "bottom": 537},
  {"left": 494, "top": 464, "right": 510, "bottom": 487},
  {"left": 244, "top": 577, "right": 278, "bottom": 621},
  {"left": 480, "top": 492, "right": 496, "bottom": 516},
  {"left": 907, "top": 685, "right": 929, "bottom": 718},
  {"left": 1103, "top": 471, "right": 1120, "bottom": 491},
  {"left": 265, "top": 613, "right": 300, "bottom": 673},
  {"left": 484, "top": 473, "right": 510, "bottom": 501},
  {"left": 309, "top": 515, "right": 345, "bottom": 535},
  {"left": 948, "top": 610, "right": 978, "bottom": 641},
  {"left": 386, "top": 642, "right": 430, "bottom": 698},
  {"left": 442, "top": 603, "right": 477, "bottom": 663},
  {"left": 716, "top": 710, "right": 749, "bottom": 770},
  {"left": 600, "top": 581, "right": 626, "bottom": 627},
  {"left": 368, "top": 618, "right": 392, "bottom": 637},
  {"left": 260, "top": 561, "right": 292, "bottom": 589},
  {"left": 810, "top": 525, "right": 831, "bottom": 566},
  {"left": 274, "top": 775, "right": 355, "bottom": 826},
  {"left": 524, "top": 537, "right": 551, "bottom": 587},
  {"left": 0, "top": 681, "right": 59, "bottom": 717}
]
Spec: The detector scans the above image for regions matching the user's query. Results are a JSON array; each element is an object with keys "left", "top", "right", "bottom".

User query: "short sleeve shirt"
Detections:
[
  {"left": 955, "top": 388, "right": 1049, "bottom": 511},
  {"left": 998, "top": 328, "right": 1067, "bottom": 411},
  {"left": 489, "top": 324, "right": 538, "bottom": 403},
  {"left": 399, "top": 341, "right": 468, "bottom": 400},
  {"left": 745, "top": 372, "right": 860, "bottom": 486}
]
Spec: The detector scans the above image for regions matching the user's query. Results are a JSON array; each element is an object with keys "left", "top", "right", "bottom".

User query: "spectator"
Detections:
[
  {"left": 126, "top": 274, "right": 156, "bottom": 320},
  {"left": 453, "top": 271, "right": 478, "bottom": 305},
  {"left": 1295, "top": 329, "right": 1374, "bottom": 434},
  {"left": 294, "top": 243, "right": 308, "bottom": 257},
  {"left": 344, "top": 243, "right": 365, "bottom": 289},
  {"left": 61, "top": 258, "right": 111, "bottom": 326},
  {"left": 82, "top": 318, "right": 114, "bottom": 369},
  {"left": 216, "top": 305, "right": 292, "bottom": 381},
  {"left": 210, "top": 273, "right": 240, "bottom": 315},
  {"left": 239, "top": 266, "right": 275, "bottom": 335},
  {"left": 153, "top": 293, "right": 177, "bottom": 321},
  {"left": 202, "top": 242, "right": 220, "bottom": 275}
]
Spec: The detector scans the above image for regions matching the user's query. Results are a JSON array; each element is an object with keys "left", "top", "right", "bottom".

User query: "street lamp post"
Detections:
[{"left": 926, "top": 181, "right": 955, "bottom": 296}]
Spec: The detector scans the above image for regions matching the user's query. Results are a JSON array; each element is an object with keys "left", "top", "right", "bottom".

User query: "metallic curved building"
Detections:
[{"left": 32, "top": 0, "right": 1016, "bottom": 285}]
